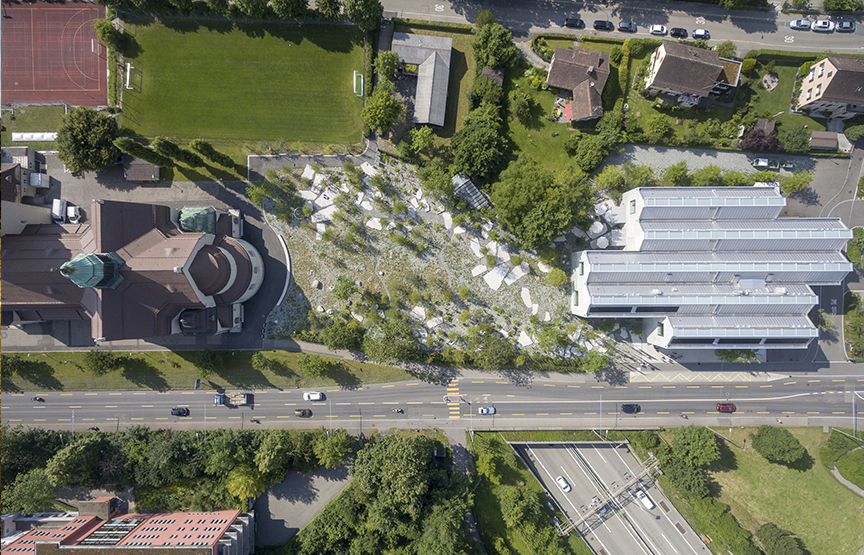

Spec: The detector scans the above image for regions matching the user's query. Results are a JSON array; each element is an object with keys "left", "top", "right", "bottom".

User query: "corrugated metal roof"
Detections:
[
  {"left": 587, "top": 283, "right": 814, "bottom": 296},
  {"left": 669, "top": 314, "right": 814, "bottom": 327},
  {"left": 585, "top": 251, "right": 849, "bottom": 264},
  {"left": 641, "top": 218, "right": 848, "bottom": 231}
]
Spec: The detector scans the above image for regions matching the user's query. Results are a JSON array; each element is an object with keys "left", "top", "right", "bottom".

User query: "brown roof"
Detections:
[
  {"left": 1, "top": 200, "right": 255, "bottom": 342},
  {"left": 822, "top": 55, "right": 864, "bottom": 105},
  {"left": 649, "top": 41, "right": 725, "bottom": 96},
  {"left": 123, "top": 156, "right": 160, "bottom": 181},
  {"left": 568, "top": 80, "right": 604, "bottom": 122},
  {"left": 480, "top": 66, "right": 504, "bottom": 87},
  {"left": 810, "top": 130, "right": 838, "bottom": 149},
  {"left": 1, "top": 163, "right": 21, "bottom": 203},
  {"left": 754, "top": 118, "right": 776, "bottom": 135},
  {"left": 547, "top": 47, "right": 611, "bottom": 93}
]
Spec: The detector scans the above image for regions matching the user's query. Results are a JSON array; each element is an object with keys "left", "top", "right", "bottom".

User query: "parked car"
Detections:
[
  {"left": 836, "top": 21, "right": 857, "bottom": 32},
  {"left": 618, "top": 21, "right": 638, "bottom": 32},
  {"left": 556, "top": 476, "right": 572, "bottom": 493},
  {"left": 621, "top": 403, "right": 641, "bottom": 414},
  {"left": 669, "top": 27, "right": 688, "bottom": 38},
  {"left": 67, "top": 205, "right": 82, "bottom": 224},
  {"left": 649, "top": 24, "right": 667, "bottom": 35},
  {"left": 294, "top": 408, "right": 312, "bottom": 417},
  {"left": 716, "top": 402, "right": 737, "bottom": 413},
  {"left": 303, "top": 391, "right": 324, "bottom": 401},
  {"left": 789, "top": 19, "right": 811, "bottom": 30},
  {"left": 692, "top": 28, "right": 710, "bottom": 39},
  {"left": 593, "top": 20, "right": 614, "bottom": 30},
  {"left": 564, "top": 18, "right": 585, "bottom": 28},
  {"left": 171, "top": 407, "right": 190, "bottom": 417},
  {"left": 478, "top": 406, "right": 496, "bottom": 415},
  {"left": 636, "top": 490, "right": 655, "bottom": 510},
  {"left": 813, "top": 20, "right": 835, "bottom": 32}
]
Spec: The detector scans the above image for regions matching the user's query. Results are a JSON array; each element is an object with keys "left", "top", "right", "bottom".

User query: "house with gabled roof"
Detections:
[
  {"left": 797, "top": 55, "right": 864, "bottom": 120},
  {"left": 644, "top": 41, "right": 741, "bottom": 107},
  {"left": 391, "top": 32, "right": 452, "bottom": 127},
  {"left": 546, "top": 44, "right": 610, "bottom": 122}
]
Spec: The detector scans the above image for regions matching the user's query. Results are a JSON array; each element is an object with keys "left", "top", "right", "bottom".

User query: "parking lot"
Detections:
[{"left": 514, "top": 442, "right": 709, "bottom": 555}]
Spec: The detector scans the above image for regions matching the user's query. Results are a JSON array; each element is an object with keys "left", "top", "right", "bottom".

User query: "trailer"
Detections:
[{"left": 214, "top": 393, "right": 250, "bottom": 406}]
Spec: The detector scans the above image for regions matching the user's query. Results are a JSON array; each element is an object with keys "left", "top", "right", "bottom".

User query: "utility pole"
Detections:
[{"left": 329, "top": 399, "right": 332, "bottom": 436}]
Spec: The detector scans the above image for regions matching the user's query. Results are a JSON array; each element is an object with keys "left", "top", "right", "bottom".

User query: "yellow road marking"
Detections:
[
  {"left": 663, "top": 386, "right": 676, "bottom": 389},
  {"left": 832, "top": 380, "right": 845, "bottom": 382},
  {"left": 382, "top": 385, "right": 395, "bottom": 388},
  {"left": 131, "top": 418, "right": 143, "bottom": 420},
  {"left": 567, "top": 385, "right": 580, "bottom": 388},
  {"left": 496, "top": 381, "right": 509, "bottom": 384},
  {"left": 110, "top": 392, "right": 122, "bottom": 395},
  {"left": 687, "top": 386, "right": 700, "bottom": 389},
  {"left": 712, "top": 386, "right": 725, "bottom": 388},
  {"left": 591, "top": 386, "right": 603, "bottom": 389},
  {"left": 34, "top": 419, "right": 46, "bottom": 422},
  {"left": 133, "top": 392, "right": 146, "bottom": 395},
  {"left": 757, "top": 411, "right": 770, "bottom": 414},
  {"left": 784, "top": 382, "right": 797, "bottom": 385},
  {"left": 543, "top": 384, "right": 556, "bottom": 387},
  {"left": 374, "top": 415, "right": 386, "bottom": 418},
  {"left": 760, "top": 385, "right": 773, "bottom": 388},
  {"left": 61, "top": 393, "right": 73, "bottom": 396},
  {"left": 155, "top": 418, "right": 168, "bottom": 420},
  {"left": 449, "top": 416, "right": 461, "bottom": 419},
  {"left": 783, "top": 412, "right": 795, "bottom": 414},
  {"left": 58, "top": 419, "right": 70, "bottom": 422},
  {"left": 560, "top": 413, "right": 573, "bottom": 415},
  {"left": 735, "top": 385, "right": 748, "bottom": 388},
  {"left": 423, "top": 414, "right": 435, "bottom": 417},
  {"left": 584, "top": 412, "right": 597, "bottom": 415},
  {"left": 350, "top": 415, "right": 362, "bottom": 418},
  {"left": 833, "top": 412, "right": 846, "bottom": 414},
  {"left": 807, "top": 412, "right": 820, "bottom": 414},
  {"left": 536, "top": 413, "right": 549, "bottom": 416},
  {"left": 639, "top": 386, "right": 652, "bottom": 389},
  {"left": 85, "top": 393, "right": 98, "bottom": 396},
  {"left": 406, "top": 383, "right": 419, "bottom": 386},
  {"left": 808, "top": 380, "right": 820, "bottom": 383},
  {"left": 513, "top": 413, "right": 525, "bottom": 416},
  {"left": 472, "top": 381, "right": 485, "bottom": 383},
  {"left": 278, "top": 416, "right": 291, "bottom": 418},
  {"left": 326, "top": 389, "right": 338, "bottom": 392},
  {"left": 657, "top": 412, "right": 670, "bottom": 414}
]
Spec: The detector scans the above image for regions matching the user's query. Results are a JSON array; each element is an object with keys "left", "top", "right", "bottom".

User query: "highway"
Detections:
[
  {"left": 4, "top": 374, "right": 863, "bottom": 432},
  {"left": 382, "top": 0, "right": 863, "bottom": 54}
]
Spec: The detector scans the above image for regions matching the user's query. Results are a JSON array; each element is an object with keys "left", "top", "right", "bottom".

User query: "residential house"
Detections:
[
  {"left": 797, "top": 55, "right": 864, "bottom": 120},
  {"left": 546, "top": 45, "right": 610, "bottom": 122},
  {"left": 571, "top": 186, "right": 852, "bottom": 350},
  {"left": 1, "top": 147, "right": 49, "bottom": 204},
  {"left": 391, "top": 33, "right": 452, "bottom": 127},
  {"left": 1, "top": 200, "right": 264, "bottom": 342},
  {"left": 644, "top": 41, "right": 741, "bottom": 107}
]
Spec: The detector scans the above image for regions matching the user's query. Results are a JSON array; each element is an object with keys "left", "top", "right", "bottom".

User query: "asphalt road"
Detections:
[
  {"left": 4, "top": 375, "right": 862, "bottom": 432},
  {"left": 517, "top": 443, "right": 708, "bottom": 555},
  {"left": 383, "top": 0, "right": 864, "bottom": 53}
]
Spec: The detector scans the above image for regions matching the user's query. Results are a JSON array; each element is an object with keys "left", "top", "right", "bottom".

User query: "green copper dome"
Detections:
[
  {"left": 179, "top": 206, "right": 216, "bottom": 234},
  {"left": 59, "top": 252, "right": 125, "bottom": 289}
]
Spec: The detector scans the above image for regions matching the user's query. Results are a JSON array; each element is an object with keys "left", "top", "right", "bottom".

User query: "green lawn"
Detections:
[
  {"left": 846, "top": 227, "right": 864, "bottom": 268},
  {"left": 836, "top": 448, "right": 864, "bottom": 490},
  {"left": 471, "top": 432, "right": 592, "bottom": 555},
  {"left": 743, "top": 61, "right": 826, "bottom": 132},
  {"left": 1, "top": 350, "right": 414, "bottom": 392},
  {"left": 845, "top": 291, "right": 864, "bottom": 362},
  {"left": 392, "top": 23, "right": 475, "bottom": 140},
  {"left": 0, "top": 105, "right": 66, "bottom": 151},
  {"left": 708, "top": 427, "right": 864, "bottom": 555},
  {"left": 499, "top": 430, "right": 625, "bottom": 442},
  {"left": 120, "top": 19, "right": 365, "bottom": 144}
]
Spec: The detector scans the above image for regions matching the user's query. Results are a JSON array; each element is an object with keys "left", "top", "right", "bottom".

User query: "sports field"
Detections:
[{"left": 121, "top": 20, "right": 365, "bottom": 143}]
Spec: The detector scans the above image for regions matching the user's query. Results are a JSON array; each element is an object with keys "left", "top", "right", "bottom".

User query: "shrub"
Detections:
[
  {"left": 750, "top": 426, "right": 807, "bottom": 464},
  {"left": 610, "top": 45, "right": 624, "bottom": 66},
  {"left": 741, "top": 58, "right": 756, "bottom": 75},
  {"left": 546, "top": 268, "right": 569, "bottom": 287},
  {"left": 297, "top": 353, "right": 333, "bottom": 378},
  {"left": 469, "top": 77, "right": 503, "bottom": 109},
  {"left": 845, "top": 125, "right": 864, "bottom": 142},
  {"left": 190, "top": 139, "right": 234, "bottom": 167},
  {"left": 152, "top": 137, "right": 204, "bottom": 167}
]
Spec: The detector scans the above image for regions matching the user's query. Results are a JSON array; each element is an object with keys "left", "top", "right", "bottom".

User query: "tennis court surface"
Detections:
[{"left": 2, "top": 2, "right": 107, "bottom": 106}]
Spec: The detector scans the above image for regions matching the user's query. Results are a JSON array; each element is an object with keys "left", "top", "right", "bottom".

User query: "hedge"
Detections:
[
  {"left": 392, "top": 18, "right": 473, "bottom": 33},
  {"left": 744, "top": 49, "right": 840, "bottom": 61},
  {"left": 580, "top": 36, "right": 625, "bottom": 46}
]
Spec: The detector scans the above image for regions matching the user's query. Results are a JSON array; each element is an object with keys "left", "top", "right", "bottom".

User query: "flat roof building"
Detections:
[{"left": 571, "top": 187, "right": 853, "bottom": 350}]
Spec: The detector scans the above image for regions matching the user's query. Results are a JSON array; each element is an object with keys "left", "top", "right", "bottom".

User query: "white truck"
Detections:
[{"left": 213, "top": 393, "right": 250, "bottom": 407}]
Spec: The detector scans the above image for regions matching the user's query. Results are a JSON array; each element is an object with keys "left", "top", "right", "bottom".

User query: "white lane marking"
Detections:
[
  {"left": 592, "top": 444, "right": 608, "bottom": 464},
  {"left": 407, "top": 401, "right": 424, "bottom": 404},
  {"left": 105, "top": 406, "right": 117, "bottom": 408},
  {"left": 140, "top": 405, "right": 154, "bottom": 408},
  {"left": 283, "top": 403, "right": 296, "bottom": 406},
  {"left": 69, "top": 406, "right": 82, "bottom": 409},
  {"left": 358, "top": 402, "right": 375, "bottom": 405},
  {"left": 662, "top": 533, "right": 679, "bottom": 553},
  {"left": 336, "top": 402, "right": 352, "bottom": 405}
]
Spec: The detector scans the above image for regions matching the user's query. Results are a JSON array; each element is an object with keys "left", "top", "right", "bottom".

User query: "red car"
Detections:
[{"left": 716, "top": 403, "right": 736, "bottom": 413}]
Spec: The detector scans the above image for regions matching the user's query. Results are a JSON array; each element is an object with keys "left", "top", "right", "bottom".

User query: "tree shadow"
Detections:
[
  {"left": 12, "top": 359, "right": 64, "bottom": 391},
  {"left": 329, "top": 362, "right": 360, "bottom": 388},
  {"left": 118, "top": 355, "right": 170, "bottom": 391},
  {"left": 710, "top": 437, "right": 739, "bottom": 473},
  {"left": 122, "top": 32, "right": 143, "bottom": 59},
  {"left": 783, "top": 449, "right": 815, "bottom": 472},
  {"left": 790, "top": 187, "right": 819, "bottom": 206},
  {"left": 594, "top": 363, "right": 628, "bottom": 386}
]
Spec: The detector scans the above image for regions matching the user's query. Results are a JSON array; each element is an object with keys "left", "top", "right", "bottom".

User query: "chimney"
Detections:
[{"left": 587, "top": 65, "right": 594, "bottom": 74}]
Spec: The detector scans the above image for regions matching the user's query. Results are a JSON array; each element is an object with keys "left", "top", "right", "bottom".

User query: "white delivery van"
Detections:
[
  {"left": 636, "top": 490, "right": 654, "bottom": 510},
  {"left": 67, "top": 205, "right": 82, "bottom": 224},
  {"left": 52, "top": 199, "right": 67, "bottom": 223}
]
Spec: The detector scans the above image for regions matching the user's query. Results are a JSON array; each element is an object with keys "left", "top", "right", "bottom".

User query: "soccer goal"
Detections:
[
  {"left": 125, "top": 63, "right": 134, "bottom": 90},
  {"left": 91, "top": 38, "right": 104, "bottom": 57},
  {"left": 353, "top": 70, "right": 363, "bottom": 97}
]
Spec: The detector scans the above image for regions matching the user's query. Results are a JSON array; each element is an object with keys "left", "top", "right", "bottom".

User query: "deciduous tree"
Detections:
[
  {"left": 473, "top": 8, "right": 497, "bottom": 28},
  {"left": 663, "top": 160, "right": 690, "bottom": 186},
  {"left": 297, "top": 354, "right": 333, "bottom": 378},
  {"left": 758, "top": 523, "right": 805, "bottom": 555},
  {"left": 375, "top": 50, "right": 401, "bottom": 80},
  {"left": 714, "top": 40, "right": 737, "bottom": 59},
  {"left": 472, "top": 23, "right": 517, "bottom": 68},
  {"left": 114, "top": 137, "right": 172, "bottom": 167},
  {"left": 190, "top": 139, "right": 234, "bottom": 167},
  {"left": 468, "top": 330, "right": 517, "bottom": 371},
  {"left": 500, "top": 487, "right": 542, "bottom": 528},
  {"left": 344, "top": 0, "right": 383, "bottom": 32},
  {"left": 750, "top": 426, "right": 807, "bottom": 464},
  {"left": 271, "top": 0, "right": 307, "bottom": 19},
  {"left": 82, "top": 350, "right": 120, "bottom": 375},
  {"left": 362, "top": 81, "right": 405, "bottom": 134},
  {"left": 226, "top": 463, "right": 270, "bottom": 500},
  {"left": 2, "top": 468, "right": 58, "bottom": 514},
  {"left": 57, "top": 108, "right": 119, "bottom": 173},
  {"left": 315, "top": 0, "right": 341, "bottom": 19},
  {"left": 672, "top": 426, "right": 720, "bottom": 468},
  {"left": 363, "top": 318, "right": 416, "bottom": 363},
  {"left": 779, "top": 125, "right": 810, "bottom": 154},
  {"left": 780, "top": 170, "right": 813, "bottom": 196},
  {"left": 313, "top": 428, "right": 354, "bottom": 467},
  {"left": 94, "top": 19, "right": 124, "bottom": 52}
]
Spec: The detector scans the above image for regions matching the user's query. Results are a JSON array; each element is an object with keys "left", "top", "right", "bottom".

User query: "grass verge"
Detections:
[
  {"left": 846, "top": 227, "right": 864, "bottom": 268},
  {"left": 708, "top": 427, "right": 864, "bottom": 555},
  {"left": 120, "top": 19, "right": 364, "bottom": 144},
  {"left": 836, "top": 448, "right": 864, "bottom": 490},
  {"left": 471, "top": 432, "right": 593, "bottom": 555},
  {"left": 498, "top": 430, "right": 624, "bottom": 442},
  {"left": 0, "top": 105, "right": 66, "bottom": 151},
  {"left": 1, "top": 350, "right": 414, "bottom": 392},
  {"left": 845, "top": 291, "right": 864, "bottom": 362}
]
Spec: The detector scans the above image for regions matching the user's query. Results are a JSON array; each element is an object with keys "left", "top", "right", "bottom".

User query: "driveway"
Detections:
[
  {"left": 252, "top": 465, "right": 351, "bottom": 546},
  {"left": 4, "top": 155, "right": 287, "bottom": 350}
]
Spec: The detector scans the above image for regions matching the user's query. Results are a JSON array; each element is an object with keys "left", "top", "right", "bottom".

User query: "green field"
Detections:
[
  {"left": 0, "top": 105, "right": 66, "bottom": 151},
  {"left": 708, "top": 427, "right": 864, "bottom": 555},
  {"left": 120, "top": 20, "right": 365, "bottom": 144}
]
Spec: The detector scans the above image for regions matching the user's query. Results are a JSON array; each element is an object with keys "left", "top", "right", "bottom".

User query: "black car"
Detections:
[
  {"left": 618, "top": 21, "right": 637, "bottom": 32},
  {"left": 621, "top": 404, "right": 641, "bottom": 414},
  {"left": 564, "top": 18, "right": 585, "bottom": 28},
  {"left": 669, "top": 27, "right": 688, "bottom": 38},
  {"left": 593, "top": 20, "right": 614, "bottom": 31},
  {"left": 171, "top": 407, "right": 190, "bottom": 417}
]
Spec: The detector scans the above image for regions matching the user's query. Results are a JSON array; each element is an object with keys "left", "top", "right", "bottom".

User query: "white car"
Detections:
[
  {"left": 303, "top": 391, "right": 324, "bottom": 401},
  {"left": 813, "top": 20, "right": 835, "bottom": 32},
  {"left": 67, "top": 205, "right": 82, "bottom": 224},
  {"left": 478, "top": 406, "right": 496, "bottom": 415},
  {"left": 636, "top": 490, "right": 655, "bottom": 509},
  {"left": 556, "top": 476, "right": 572, "bottom": 493},
  {"left": 649, "top": 24, "right": 667, "bottom": 35},
  {"left": 789, "top": 19, "right": 810, "bottom": 30}
]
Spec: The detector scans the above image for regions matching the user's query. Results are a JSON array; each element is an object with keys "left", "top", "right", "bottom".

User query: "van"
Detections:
[
  {"left": 67, "top": 205, "right": 82, "bottom": 224},
  {"left": 52, "top": 199, "right": 67, "bottom": 223},
  {"left": 636, "top": 490, "right": 654, "bottom": 510}
]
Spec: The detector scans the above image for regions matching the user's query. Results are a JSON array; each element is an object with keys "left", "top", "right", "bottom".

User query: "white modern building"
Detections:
[{"left": 571, "top": 186, "right": 853, "bottom": 350}]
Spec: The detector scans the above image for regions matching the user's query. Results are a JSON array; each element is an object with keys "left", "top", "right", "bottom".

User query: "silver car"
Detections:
[
  {"left": 789, "top": 19, "right": 810, "bottom": 30},
  {"left": 813, "top": 20, "right": 835, "bottom": 32}
]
